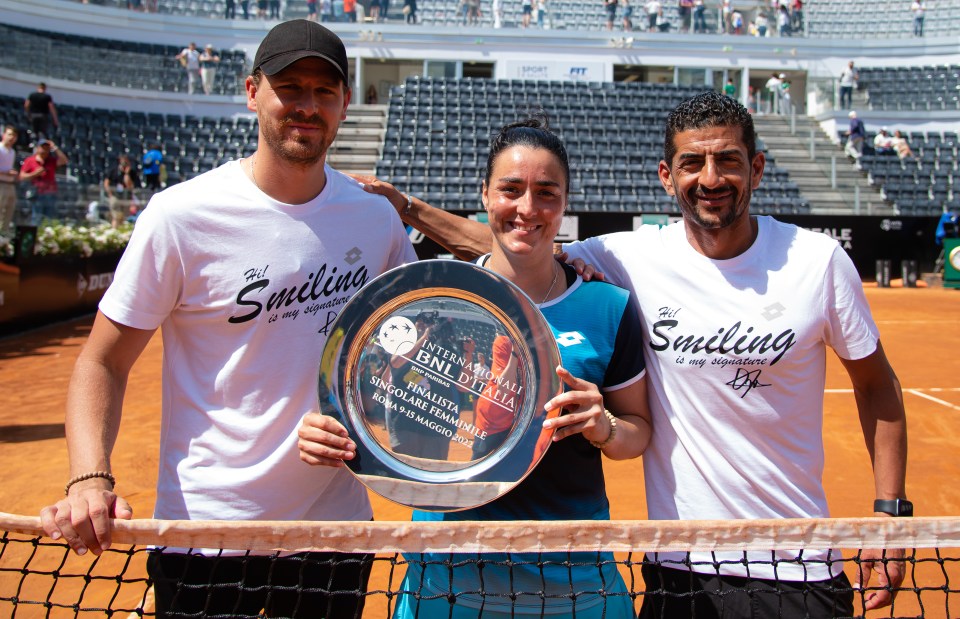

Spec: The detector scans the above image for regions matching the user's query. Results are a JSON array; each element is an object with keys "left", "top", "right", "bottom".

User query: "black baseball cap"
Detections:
[{"left": 253, "top": 19, "right": 348, "bottom": 84}]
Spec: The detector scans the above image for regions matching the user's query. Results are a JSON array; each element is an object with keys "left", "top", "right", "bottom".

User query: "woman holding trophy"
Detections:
[{"left": 324, "top": 115, "right": 654, "bottom": 618}]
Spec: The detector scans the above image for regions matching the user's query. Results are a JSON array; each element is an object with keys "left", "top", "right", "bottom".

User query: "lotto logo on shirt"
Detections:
[{"left": 556, "top": 331, "right": 586, "bottom": 348}]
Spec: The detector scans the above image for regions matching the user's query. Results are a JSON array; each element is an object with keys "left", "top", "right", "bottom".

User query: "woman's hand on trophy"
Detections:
[
  {"left": 540, "top": 366, "right": 610, "bottom": 444},
  {"left": 298, "top": 412, "right": 357, "bottom": 467}
]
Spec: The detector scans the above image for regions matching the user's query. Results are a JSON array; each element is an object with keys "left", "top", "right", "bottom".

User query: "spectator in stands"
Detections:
[
  {"left": 720, "top": 0, "right": 731, "bottom": 32},
  {"left": 492, "top": 0, "right": 503, "bottom": 27},
  {"left": 39, "top": 19, "right": 416, "bottom": 618},
  {"left": 365, "top": 91, "right": 909, "bottom": 619},
  {"left": 365, "top": 84, "right": 378, "bottom": 104},
  {"left": 839, "top": 60, "right": 858, "bottom": 110},
  {"left": 845, "top": 110, "right": 866, "bottom": 160},
  {"left": 142, "top": 143, "right": 163, "bottom": 192},
  {"left": 730, "top": 8, "right": 744, "bottom": 33},
  {"left": 23, "top": 83, "right": 59, "bottom": 140},
  {"left": 306, "top": 0, "right": 318, "bottom": 20},
  {"left": 175, "top": 43, "right": 201, "bottom": 95},
  {"left": 379, "top": 0, "right": 390, "bottom": 21},
  {"left": 790, "top": 0, "right": 802, "bottom": 32},
  {"left": 692, "top": 0, "right": 707, "bottom": 33},
  {"left": 467, "top": 0, "right": 482, "bottom": 25},
  {"left": 536, "top": 0, "right": 548, "bottom": 27},
  {"left": 891, "top": 130, "right": 915, "bottom": 160},
  {"left": 723, "top": 77, "right": 736, "bottom": 98},
  {"left": 0, "top": 125, "right": 19, "bottom": 233},
  {"left": 764, "top": 72, "right": 781, "bottom": 114},
  {"left": 603, "top": 0, "right": 617, "bottom": 29},
  {"left": 19, "top": 138, "right": 68, "bottom": 223},
  {"left": 225, "top": 0, "right": 236, "bottom": 18},
  {"left": 368, "top": 0, "right": 381, "bottom": 20},
  {"left": 678, "top": 0, "right": 693, "bottom": 32},
  {"left": 874, "top": 127, "right": 895, "bottom": 155},
  {"left": 269, "top": 0, "right": 281, "bottom": 18},
  {"left": 656, "top": 5, "right": 670, "bottom": 30},
  {"left": 403, "top": 0, "right": 417, "bottom": 22},
  {"left": 754, "top": 9, "right": 768, "bottom": 36},
  {"left": 240, "top": 0, "right": 250, "bottom": 18},
  {"left": 780, "top": 77, "right": 793, "bottom": 115},
  {"left": 199, "top": 45, "right": 221, "bottom": 95},
  {"left": 621, "top": 0, "right": 633, "bottom": 30},
  {"left": 256, "top": 0, "right": 268, "bottom": 18},
  {"left": 344, "top": 0, "right": 357, "bottom": 21},
  {"left": 775, "top": 3, "right": 789, "bottom": 35},
  {"left": 644, "top": 0, "right": 660, "bottom": 31},
  {"left": 911, "top": 0, "right": 924, "bottom": 36},
  {"left": 103, "top": 154, "right": 141, "bottom": 229}
]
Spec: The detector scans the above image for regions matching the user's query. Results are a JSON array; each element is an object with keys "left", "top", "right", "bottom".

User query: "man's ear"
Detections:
[
  {"left": 245, "top": 75, "right": 258, "bottom": 113},
  {"left": 750, "top": 151, "right": 765, "bottom": 191},
  {"left": 657, "top": 160, "right": 675, "bottom": 196}
]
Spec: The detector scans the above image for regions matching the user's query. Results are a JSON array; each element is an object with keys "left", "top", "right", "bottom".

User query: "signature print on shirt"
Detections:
[
  {"left": 228, "top": 247, "right": 370, "bottom": 329},
  {"left": 650, "top": 305, "right": 795, "bottom": 397}
]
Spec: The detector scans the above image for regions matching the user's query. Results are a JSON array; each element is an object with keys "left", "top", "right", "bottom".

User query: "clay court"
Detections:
[{"left": 2, "top": 285, "right": 959, "bottom": 617}]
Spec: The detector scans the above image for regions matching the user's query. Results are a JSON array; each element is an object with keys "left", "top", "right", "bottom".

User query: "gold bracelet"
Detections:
[
  {"left": 589, "top": 410, "right": 617, "bottom": 449},
  {"left": 64, "top": 471, "right": 116, "bottom": 496}
]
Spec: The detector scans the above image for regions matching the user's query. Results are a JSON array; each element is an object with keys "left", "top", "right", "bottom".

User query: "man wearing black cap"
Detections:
[{"left": 40, "top": 20, "right": 417, "bottom": 618}]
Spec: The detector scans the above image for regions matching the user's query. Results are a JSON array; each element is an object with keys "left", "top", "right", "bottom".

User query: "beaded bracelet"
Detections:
[
  {"left": 589, "top": 410, "right": 618, "bottom": 449},
  {"left": 64, "top": 471, "right": 116, "bottom": 496}
]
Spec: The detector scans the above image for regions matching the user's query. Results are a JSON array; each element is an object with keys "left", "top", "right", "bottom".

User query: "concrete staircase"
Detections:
[
  {"left": 753, "top": 115, "right": 895, "bottom": 216},
  {"left": 327, "top": 103, "right": 386, "bottom": 175}
]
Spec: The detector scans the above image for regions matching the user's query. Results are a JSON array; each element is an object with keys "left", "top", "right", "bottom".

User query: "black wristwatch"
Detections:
[{"left": 874, "top": 498, "right": 913, "bottom": 517}]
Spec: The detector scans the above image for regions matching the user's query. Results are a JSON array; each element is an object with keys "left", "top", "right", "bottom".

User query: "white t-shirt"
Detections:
[
  {"left": 839, "top": 66, "right": 858, "bottom": 87},
  {"left": 100, "top": 160, "right": 417, "bottom": 533},
  {"left": 179, "top": 48, "right": 201, "bottom": 71},
  {"left": 565, "top": 216, "right": 879, "bottom": 581}
]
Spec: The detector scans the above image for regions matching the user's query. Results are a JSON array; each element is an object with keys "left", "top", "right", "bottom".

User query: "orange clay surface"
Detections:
[{"left": 1, "top": 286, "right": 958, "bottom": 617}]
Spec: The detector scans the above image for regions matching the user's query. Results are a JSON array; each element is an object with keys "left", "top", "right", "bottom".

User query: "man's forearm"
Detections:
[
  {"left": 64, "top": 355, "right": 127, "bottom": 476},
  {"left": 403, "top": 195, "right": 492, "bottom": 261},
  {"left": 863, "top": 398, "right": 908, "bottom": 501},
  {"left": 856, "top": 382, "right": 908, "bottom": 501}
]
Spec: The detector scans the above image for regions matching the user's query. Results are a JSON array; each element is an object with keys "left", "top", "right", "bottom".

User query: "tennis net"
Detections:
[{"left": 2, "top": 512, "right": 959, "bottom": 618}]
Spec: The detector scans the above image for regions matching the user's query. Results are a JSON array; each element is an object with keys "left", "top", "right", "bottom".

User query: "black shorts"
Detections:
[
  {"left": 638, "top": 562, "right": 855, "bottom": 619},
  {"left": 147, "top": 549, "right": 373, "bottom": 618}
]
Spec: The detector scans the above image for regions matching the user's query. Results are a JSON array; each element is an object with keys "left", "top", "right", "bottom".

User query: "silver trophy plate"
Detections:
[{"left": 318, "top": 260, "right": 562, "bottom": 511}]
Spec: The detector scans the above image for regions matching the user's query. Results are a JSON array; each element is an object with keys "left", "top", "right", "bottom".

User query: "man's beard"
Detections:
[
  {"left": 260, "top": 112, "right": 334, "bottom": 166},
  {"left": 674, "top": 178, "right": 752, "bottom": 231}
]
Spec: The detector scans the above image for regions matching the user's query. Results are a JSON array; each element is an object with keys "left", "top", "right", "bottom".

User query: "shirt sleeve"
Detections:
[
  {"left": 821, "top": 244, "right": 879, "bottom": 361},
  {"left": 562, "top": 234, "right": 633, "bottom": 290},
  {"left": 602, "top": 290, "right": 646, "bottom": 391},
  {"left": 98, "top": 195, "right": 184, "bottom": 330}
]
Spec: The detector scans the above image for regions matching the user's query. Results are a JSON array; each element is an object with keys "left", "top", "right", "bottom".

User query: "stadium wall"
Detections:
[{"left": 410, "top": 214, "right": 942, "bottom": 282}]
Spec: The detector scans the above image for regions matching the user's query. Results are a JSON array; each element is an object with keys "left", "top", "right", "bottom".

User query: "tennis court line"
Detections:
[
  {"left": 825, "top": 388, "right": 960, "bottom": 411},
  {"left": 904, "top": 389, "right": 960, "bottom": 411}
]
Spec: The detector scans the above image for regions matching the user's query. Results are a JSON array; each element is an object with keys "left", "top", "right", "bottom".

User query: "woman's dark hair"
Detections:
[{"left": 484, "top": 113, "right": 570, "bottom": 192}]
